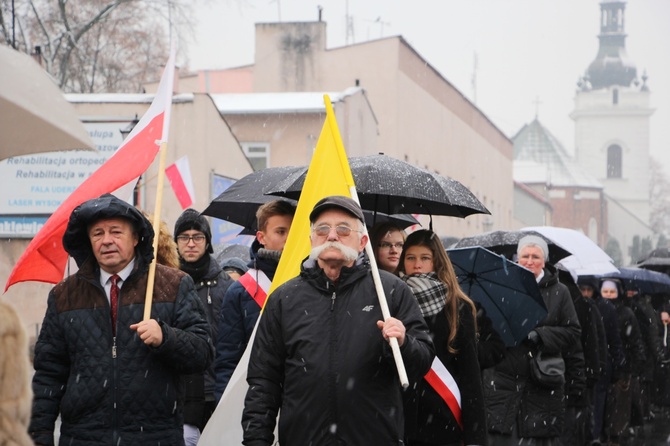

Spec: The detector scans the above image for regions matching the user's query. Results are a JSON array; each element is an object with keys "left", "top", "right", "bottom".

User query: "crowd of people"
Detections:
[{"left": 4, "top": 192, "right": 670, "bottom": 445}]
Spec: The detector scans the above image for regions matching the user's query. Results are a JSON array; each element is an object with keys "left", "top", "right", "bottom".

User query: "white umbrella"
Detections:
[
  {"left": 522, "top": 226, "right": 619, "bottom": 277},
  {"left": 0, "top": 45, "right": 95, "bottom": 160}
]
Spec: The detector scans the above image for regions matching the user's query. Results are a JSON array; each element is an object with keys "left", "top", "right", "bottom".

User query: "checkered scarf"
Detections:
[{"left": 400, "top": 272, "right": 447, "bottom": 317}]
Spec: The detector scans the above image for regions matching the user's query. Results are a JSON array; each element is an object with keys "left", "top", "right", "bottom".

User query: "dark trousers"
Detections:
[{"left": 592, "top": 378, "right": 608, "bottom": 441}]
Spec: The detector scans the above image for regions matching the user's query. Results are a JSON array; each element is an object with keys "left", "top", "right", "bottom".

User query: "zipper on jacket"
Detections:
[
  {"left": 330, "top": 291, "right": 336, "bottom": 311},
  {"left": 112, "top": 336, "right": 117, "bottom": 358}
]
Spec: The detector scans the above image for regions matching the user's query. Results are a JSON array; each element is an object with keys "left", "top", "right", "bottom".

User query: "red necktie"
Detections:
[{"left": 110, "top": 274, "right": 120, "bottom": 335}]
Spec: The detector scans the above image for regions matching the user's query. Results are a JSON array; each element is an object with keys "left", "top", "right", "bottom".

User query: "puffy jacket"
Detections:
[
  {"left": 214, "top": 241, "right": 279, "bottom": 400},
  {"left": 29, "top": 194, "right": 212, "bottom": 446},
  {"left": 484, "top": 265, "right": 581, "bottom": 438},
  {"left": 242, "top": 257, "right": 435, "bottom": 446},
  {"left": 30, "top": 259, "right": 212, "bottom": 446}
]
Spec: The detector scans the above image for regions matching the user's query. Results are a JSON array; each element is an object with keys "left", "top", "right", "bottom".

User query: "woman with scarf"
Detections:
[{"left": 398, "top": 229, "right": 487, "bottom": 446}]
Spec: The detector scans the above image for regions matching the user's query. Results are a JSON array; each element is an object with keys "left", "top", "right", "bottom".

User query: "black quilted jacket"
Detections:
[{"left": 29, "top": 195, "right": 213, "bottom": 445}]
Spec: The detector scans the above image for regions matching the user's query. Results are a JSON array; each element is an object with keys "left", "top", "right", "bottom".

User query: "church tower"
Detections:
[{"left": 571, "top": 0, "right": 654, "bottom": 256}]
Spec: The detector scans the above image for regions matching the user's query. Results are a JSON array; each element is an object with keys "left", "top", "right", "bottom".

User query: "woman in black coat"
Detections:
[
  {"left": 399, "top": 230, "right": 487, "bottom": 446},
  {"left": 485, "top": 236, "right": 581, "bottom": 446}
]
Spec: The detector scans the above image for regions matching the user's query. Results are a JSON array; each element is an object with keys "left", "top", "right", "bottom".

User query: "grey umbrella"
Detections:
[{"left": 267, "top": 154, "right": 489, "bottom": 218}]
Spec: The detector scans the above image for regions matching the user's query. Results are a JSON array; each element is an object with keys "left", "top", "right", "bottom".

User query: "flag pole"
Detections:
[
  {"left": 143, "top": 141, "right": 168, "bottom": 320},
  {"left": 323, "top": 96, "right": 409, "bottom": 389},
  {"left": 350, "top": 187, "right": 409, "bottom": 389}
]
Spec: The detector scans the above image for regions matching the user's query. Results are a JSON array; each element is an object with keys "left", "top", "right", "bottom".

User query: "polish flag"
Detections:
[
  {"left": 4, "top": 46, "right": 176, "bottom": 291},
  {"left": 424, "top": 357, "right": 462, "bottom": 428},
  {"left": 165, "top": 155, "right": 195, "bottom": 209}
]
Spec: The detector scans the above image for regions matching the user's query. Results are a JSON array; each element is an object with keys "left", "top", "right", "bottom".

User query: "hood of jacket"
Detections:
[{"left": 63, "top": 194, "right": 154, "bottom": 268}]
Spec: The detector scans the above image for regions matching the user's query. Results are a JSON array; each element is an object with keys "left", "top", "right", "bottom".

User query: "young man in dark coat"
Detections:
[
  {"left": 242, "top": 196, "right": 434, "bottom": 445},
  {"left": 29, "top": 194, "right": 213, "bottom": 446},
  {"left": 213, "top": 199, "right": 295, "bottom": 400},
  {"left": 174, "top": 208, "right": 234, "bottom": 443}
]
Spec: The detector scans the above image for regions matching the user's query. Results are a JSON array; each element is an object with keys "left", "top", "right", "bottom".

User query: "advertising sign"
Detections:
[{"left": 0, "top": 121, "right": 132, "bottom": 238}]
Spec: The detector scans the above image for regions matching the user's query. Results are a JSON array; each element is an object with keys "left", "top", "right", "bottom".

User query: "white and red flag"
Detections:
[
  {"left": 165, "top": 155, "right": 195, "bottom": 209},
  {"left": 4, "top": 47, "right": 176, "bottom": 291}
]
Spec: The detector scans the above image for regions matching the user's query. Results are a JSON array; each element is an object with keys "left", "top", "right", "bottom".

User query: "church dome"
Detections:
[{"left": 585, "top": 0, "right": 637, "bottom": 89}]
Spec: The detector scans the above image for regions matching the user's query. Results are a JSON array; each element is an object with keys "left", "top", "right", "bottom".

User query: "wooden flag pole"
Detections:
[{"left": 143, "top": 140, "right": 169, "bottom": 321}]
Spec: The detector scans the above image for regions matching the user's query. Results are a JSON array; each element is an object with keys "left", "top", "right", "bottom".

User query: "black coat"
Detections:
[
  {"left": 484, "top": 265, "right": 581, "bottom": 439},
  {"left": 182, "top": 254, "right": 233, "bottom": 429},
  {"left": 30, "top": 194, "right": 213, "bottom": 446},
  {"left": 242, "top": 257, "right": 435, "bottom": 446},
  {"left": 595, "top": 297, "right": 626, "bottom": 382},
  {"left": 404, "top": 302, "right": 487, "bottom": 446},
  {"left": 30, "top": 260, "right": 212, "bottom": 446},
  {"left": 214, "top": 240, "right": 280, "bottom": 400}
]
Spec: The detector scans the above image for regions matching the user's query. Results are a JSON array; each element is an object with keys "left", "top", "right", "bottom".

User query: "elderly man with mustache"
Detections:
[{"left": 242, "top": 195, "right": 434, "bottom": 446}]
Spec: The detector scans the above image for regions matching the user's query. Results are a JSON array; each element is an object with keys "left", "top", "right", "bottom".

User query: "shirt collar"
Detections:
[{"left": 99, "top": 258, "right": 136, "bottom": 287}]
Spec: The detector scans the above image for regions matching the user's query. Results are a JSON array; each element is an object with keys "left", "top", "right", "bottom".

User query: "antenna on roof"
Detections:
[{"left": 345, "top": 0, "right": 354, "bottom": 44}]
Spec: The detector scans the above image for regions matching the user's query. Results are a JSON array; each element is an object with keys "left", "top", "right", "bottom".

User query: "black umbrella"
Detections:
[
  {"left": 637, "top": 248, "right": 670, "bottom": 275},
  {"left": 203, "top": 166, "right": 303, "bottom": 231},
  {"left": 213, "top": 243, "right": 251, "bottom": 265},
  {"left": 447, "top": 246, "right": 547, "bottom": 347},
  {"left": 203, "top": 165, "right": 420, "bottom": 232},
  {"left": 267, "top": 154, "right": 489, "bottom": 218},
  {"left": 593, "top": 267, "right": 670, "bottom": 295},
  {"left": 452, "top": 229, "right": 572, "bottom": 265}
]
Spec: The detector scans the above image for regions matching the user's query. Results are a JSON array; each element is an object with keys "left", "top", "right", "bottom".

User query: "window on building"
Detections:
[
  {"left": 241, "top": 143, "right": 269, "bottom": 171},
  {"left": 607, "top": 144, "right": 622, "bottom": 178},
  {"left": 613, "top": 88, "right": 619, "bottom": 105}
]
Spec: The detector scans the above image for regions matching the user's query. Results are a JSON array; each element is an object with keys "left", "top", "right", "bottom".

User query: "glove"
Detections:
[{"left": 526, "top": 330, "right": 541, "bottom": 346}]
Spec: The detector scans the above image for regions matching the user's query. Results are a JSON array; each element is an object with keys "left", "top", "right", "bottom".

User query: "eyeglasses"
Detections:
[
  {"left": 176, "top": 235, "right": 207, "bottom": 244},
  {"left": 378, "top": 242, "right": 404, "bottom": 250},
  {"left": 312, "top": 225, "right": 360, "bottom": 237}
]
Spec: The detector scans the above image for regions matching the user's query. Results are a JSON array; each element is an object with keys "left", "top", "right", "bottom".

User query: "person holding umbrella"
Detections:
[
  {"left": 484, "top": 235, "right": 581, "bottom": 446},
  {"left": 28, "top": 194, "right": 213, "bottom": 445},
  {"left": 397, "top": 229, "right": 487, "bottom": 446},
  {"left": 241, "top": 196, "right": 434, "bottom": 445},
  {"left": 213, "top": 199, "right": 296, "bottom": 400}
]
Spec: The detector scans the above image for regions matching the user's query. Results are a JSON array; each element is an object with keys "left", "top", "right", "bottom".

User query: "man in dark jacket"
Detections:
[
  {"left": 242, "top": 196, "right": 435, "bottom": 445},
  {"left": 29, "top": 194, "right": 213, "bottom": 446},
  {"left": 174, "top": 208, "right": 233, "bottom": 443},
  {"left": 214, "top": 199, "right": 295, "bottom": 400}
]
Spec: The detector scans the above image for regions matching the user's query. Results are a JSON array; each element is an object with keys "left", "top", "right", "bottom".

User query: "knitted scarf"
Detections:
[
  {"left": 401, "top": 272, "right": 447, "bottom": 317},
  {"left": 180, "top": 254, "right": 210, "bottom": 283}
]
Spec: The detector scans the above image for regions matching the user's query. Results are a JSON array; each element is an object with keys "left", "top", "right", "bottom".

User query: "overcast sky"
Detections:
[{"left": 186, "top": 0, "right": 670, "bottom": 172}]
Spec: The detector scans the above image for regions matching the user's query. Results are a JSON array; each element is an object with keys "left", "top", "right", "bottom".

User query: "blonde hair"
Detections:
[
  {"left": 0, "top": 301, "right": 34, "bottom": 446},
  {"left": 143, "top": 211, "right": 180, "bottom": 269},
  {"left": 398, "top": 229, "right": 477, "bottom": 353}
]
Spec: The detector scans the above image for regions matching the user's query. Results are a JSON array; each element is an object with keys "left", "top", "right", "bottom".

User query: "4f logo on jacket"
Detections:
[{"left": 362, "top": 305, "right": 375, "bottom": 312}]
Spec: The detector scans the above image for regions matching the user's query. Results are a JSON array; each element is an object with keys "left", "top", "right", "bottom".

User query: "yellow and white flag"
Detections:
[{"left": 198, "top": 95, "right": 355, "bottom": 445}]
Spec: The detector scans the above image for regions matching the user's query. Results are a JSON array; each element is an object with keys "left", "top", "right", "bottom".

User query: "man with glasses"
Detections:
[
  {"left": 242, "top": 195, "right": 434, "bottom": 445},
  {"left": 174, "top": 208, "right": 234, "bottom": 445}
]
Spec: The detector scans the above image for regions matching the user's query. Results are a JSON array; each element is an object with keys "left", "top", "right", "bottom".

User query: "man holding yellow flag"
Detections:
[{"left": 242, "top": 195, "right": 434, "bottom": 445}]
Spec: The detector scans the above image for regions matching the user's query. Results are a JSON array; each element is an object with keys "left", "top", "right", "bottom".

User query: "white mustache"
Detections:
[{"left": 309, "top": 241, "right": 359, "bottom": 263}]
